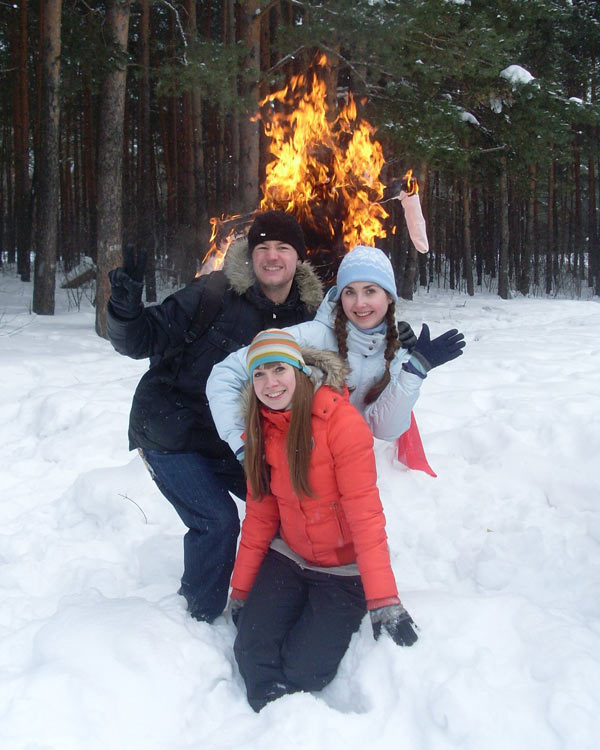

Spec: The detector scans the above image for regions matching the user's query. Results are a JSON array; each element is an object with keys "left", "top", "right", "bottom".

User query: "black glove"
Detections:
[
  {"left": 370, "top": 604, "right": 418, "bottom": 647},
  {"left": 228, "top": 597, "right": 245, "bottom": 627},
  {"left": 397, "top": 321, "right": 417, "bottom": 352},
  {"left": 383, "top": 176, "right": 415, "bottom": 201},
  {"left": 108, "top": 244, "right": 147, "bottom": 319},
  {"left": 412, "top": 323, "right": 465, "bottom": 371},
  {"left": 400, "top": 174, "right": 413, "bottom": 193}
]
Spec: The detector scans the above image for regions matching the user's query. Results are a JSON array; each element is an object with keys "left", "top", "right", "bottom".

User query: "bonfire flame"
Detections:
[
  {"left": 203, "top": 55, "right": 423, "bottom": 274},
  {"left": 200, "top": 214, "right": 241, "bottom": 274},
  {"left": 258, "top": 54, "right": 388, "bottom": 255}
]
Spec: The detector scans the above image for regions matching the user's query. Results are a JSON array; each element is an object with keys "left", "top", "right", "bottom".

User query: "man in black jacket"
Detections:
[{"left": 107, "top": 211, "right": 323, "bottom": 622}]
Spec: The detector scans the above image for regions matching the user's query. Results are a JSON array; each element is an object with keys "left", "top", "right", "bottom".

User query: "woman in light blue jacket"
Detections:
[{"left": 206, "top": 245, "right": 465, "bottom": 460}]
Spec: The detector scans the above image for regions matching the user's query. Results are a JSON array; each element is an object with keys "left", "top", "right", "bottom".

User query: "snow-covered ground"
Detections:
[{"left": 1, "top": 270, "right": 599, "bottom": 750}]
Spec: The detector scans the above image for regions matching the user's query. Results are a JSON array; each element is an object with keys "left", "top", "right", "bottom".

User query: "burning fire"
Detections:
[
  {"left": 402, "top": 169, "right": 418, "bottom": 196},
  {"left": 203, "top": 56, "right": 390, "bottom": 272},
  {"left": 203, "top": 55, "right": 426, "bottom": 274},
  {"left": 258, "top": 54, "right": 388, "bottom": 253},
  {"left": 200, "top": 214, "right": 241, "bottom": 274}
]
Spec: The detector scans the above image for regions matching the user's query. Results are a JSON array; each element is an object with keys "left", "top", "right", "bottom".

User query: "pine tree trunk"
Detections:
[
  {"left": 433, "top": 172, "right": 442, "bottom": 281},
  {"left": 588, "top": 154, "right": 598, "bottom": 294},
  {"left": 82, "top": 75, "right": 97, "bottom": 260},
  {"left": 60, "top": 103, "right": 74, "bottom": 271},
  {"left": 73, "top": 101, "right": 83, "bottom": 261},
  {"left": 13, "top": 0, "right": 31, "bottom": 282},
  {"left": 449, "top": 182, "right": 456, "bottom": 290},
  {"left": 222, "top": 0, "right": 238, "bottom": 212},
  {"left": 159, "top": 98, "right": 177, "bottom": 239},
  {"left": 238, "top": 0, "right": 260, "bottom": 212},
  {"left": 418, "top": 167, "right": 429, "bottom": 287},
  {"left": 462, "top": 181, "right": 474, "bottom": 296},
  {"left": 0, "top": 123, "right": 9, "bottom": 261},
  {"left": 138, "top": 0, "right": 156, "bottom": 301},
  {"left": 32, "top": 0, "right": 62, "bottom": 315},
  {"left": 483, "top": 190, "right": 495, "bottom": 279},
  {"left": 122, "top": 80, "right": 134, "bottom": 238},
  {"left": 472, "top": 187, "right": 483, "bottom": 286},
  {"left": 546, "top": 162, "right": 555, "bottom": 295},
  {"left": 400, "top": 245, "right": 417, "bottom": 301},
  {"left": 258, "top": 5, "right": 270, "bottom": 187},
  {"left": 498, "top": 162, "right": 510, "bottom": 299},
  {"left": 520, "top": 192, "right": 532, "bottom": 296},
  {"left": 162, "top": 17, "right": 179, "bottom": 253},
  {"left": 531, "top": 165, "right": 539, "bottom": 288},
  {"left": 178, "top": 89, "right": 198, "bottom": 281},
  {"left": 572, "top": 139, "right": 584, "bottom": 284},
  {"left": 95, "top": 0, "right": 131, "bottom": 338},
  {"left": 186, "top": 0, "right": 209, "bottom": 262}
]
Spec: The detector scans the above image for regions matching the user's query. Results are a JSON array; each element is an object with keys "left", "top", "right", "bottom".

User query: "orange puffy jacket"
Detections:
[{"left": 231, "top": 380, "right": 399, "bottom": 604}]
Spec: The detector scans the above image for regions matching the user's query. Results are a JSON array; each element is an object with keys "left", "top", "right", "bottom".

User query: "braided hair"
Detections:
[{"left": 333, "top": 301, "right": 401, "bottom": 405}]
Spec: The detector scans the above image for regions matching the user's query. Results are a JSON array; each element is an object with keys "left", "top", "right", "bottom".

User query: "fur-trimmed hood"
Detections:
[
  {"left": 302, "top": 346, "right": 349, "bottom": 392},
  {"left": 223, "top": 237, "right": 324, "bottom": 314}
]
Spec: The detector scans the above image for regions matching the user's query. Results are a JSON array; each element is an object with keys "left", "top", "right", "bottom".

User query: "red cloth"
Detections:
[
  {"left": 397, "top": 412, "right": 437, "bottom": 477},
  {"left": 366, "top": 595, "right": 402, "bottom": 611}
]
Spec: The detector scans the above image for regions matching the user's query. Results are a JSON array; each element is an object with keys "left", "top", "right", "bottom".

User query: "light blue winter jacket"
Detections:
[{"left": 206, "top": 286, "right": 425, "bottom": 456}]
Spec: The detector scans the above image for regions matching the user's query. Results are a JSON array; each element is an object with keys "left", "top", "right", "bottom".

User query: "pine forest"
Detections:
[{"left": 2, "top": 0, "right": 599, "bottom": 334}]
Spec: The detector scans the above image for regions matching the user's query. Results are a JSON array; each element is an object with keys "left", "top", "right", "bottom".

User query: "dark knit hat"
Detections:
[{"left": 247, "top": 210, "right": 306, "bottom": 260}]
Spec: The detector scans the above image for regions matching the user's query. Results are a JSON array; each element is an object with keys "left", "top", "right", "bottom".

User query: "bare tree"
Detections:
[
  {"left": 138, "top": 0, "right": 156, "bottom": 301},
  {"left": 12, "top": 0, "right": 31, "bottom": 282},
  {"left": 95, "top": 0, "right": 131, "bottom": 338},
  {"left": 32, "top": 0, "right": 62, "bottom": 315},
  {"left": 462, "top": 182, "right": 474, "bottom": 296},
  {"left": 498, "top": 161, "right": 510, "bottom": 300},
  {"left": 238, "top": 0, "right": 260, "bottom": 212}
]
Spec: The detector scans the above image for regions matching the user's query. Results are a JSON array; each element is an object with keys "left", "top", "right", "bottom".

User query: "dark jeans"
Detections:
[
  {"left": 140, "top": 448, "right": 246, "bottom": 622},
  {"left": 234, "top": 550, "right": 367, "bottom": 712}
]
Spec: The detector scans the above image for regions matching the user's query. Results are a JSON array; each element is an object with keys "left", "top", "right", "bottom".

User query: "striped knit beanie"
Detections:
[
  {"left": 246, "top": 329, "right": 310, "bottom": 378},
  {"left": 333, "top": 245, "right": 398, "bottom": 302}
]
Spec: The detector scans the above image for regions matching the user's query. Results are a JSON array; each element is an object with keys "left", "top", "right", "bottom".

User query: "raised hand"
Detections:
[
  {"left": 121, "top": 244, "right": 147, "bottom": 283},
  {"left": 108, "top": 245, "right": 147, "bottom": 319},
  {"left": 412, "top": 323, "right": 465, "bottom": 371}
]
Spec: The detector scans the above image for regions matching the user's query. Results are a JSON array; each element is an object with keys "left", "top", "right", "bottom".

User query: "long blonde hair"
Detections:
[
  {"left": 245, "top": 365, "right": 315, "bottom": 500},
  {"left": 334, "top": 301, "right": 400, "bottom": 404}
]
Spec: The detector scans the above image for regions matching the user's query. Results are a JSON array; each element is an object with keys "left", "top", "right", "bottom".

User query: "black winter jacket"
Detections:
[{"left": 107, "top": 240, "right": 323, "bottom": 458}]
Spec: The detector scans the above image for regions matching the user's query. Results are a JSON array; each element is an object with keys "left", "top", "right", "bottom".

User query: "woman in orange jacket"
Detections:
[{"left": 229, "top": 328, "right": 418, "bottom": 712}]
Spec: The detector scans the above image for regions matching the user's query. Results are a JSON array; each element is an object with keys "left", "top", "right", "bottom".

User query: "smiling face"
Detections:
[
  {"left": 252, "top": 362, "right": 297, "bottom": 410},
  {"left": 340, "top": 281, "right": 393, "bottom": 329},
  {"left": 251, "top": 241, "right": 300, "bottom": 304}
]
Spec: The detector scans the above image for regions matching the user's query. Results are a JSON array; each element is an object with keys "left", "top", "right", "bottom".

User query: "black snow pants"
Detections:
[{"left": 233, "top": 549, "right": 367, "bottom": 712}]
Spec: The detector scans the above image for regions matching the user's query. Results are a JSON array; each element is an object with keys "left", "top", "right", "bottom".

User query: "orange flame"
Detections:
[
  {"left": 204, "top": 55, "right": 391, "bottom": 270},
  {"left": 402, "top": 168, "right": 419, "bottom": 196},
  {"left": 258, "top": 55, "right": 388, "bottom": 252},
  {"left": 198, "top": 214, "right": 243, "bottom": 276}
]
